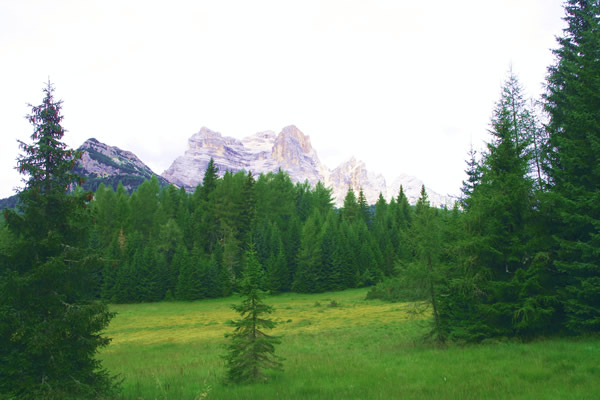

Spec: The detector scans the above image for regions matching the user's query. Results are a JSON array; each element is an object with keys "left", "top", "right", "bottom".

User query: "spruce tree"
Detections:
[
  {"left": 293, "top": 212, "right": 324, "bottom": 293},
  {"left": 320, "top": 210, "right": 343, "bottom": 290},
  {"left": 407, "top": 186, "right": 445, "bottom": 342},
  {"left": 357, "top": 188, "right": 371, "bottom": 226},
  {"left": 393, "top": 185, "right": 413, "bottom": 265},
  {"left": 543, "top": 0, "right": 600, "bottom": 334},
  {"left": 0, "top": 82, "right": 117, "bottom": 398},
  {"left": 224, "top": 245, "right": 283, "bottom": 383},
  {"left": 312, "top": 181, "right": 335, "bottom": 217},
  {"left": 265, "top": 225, "right": 289, "bottom": 293},
  {"left": 442, "top": 72, "right": 544, "bottom": 340},
  {"left": 200, "top": 158, "right": 219, "bottom": 201},
  {"left": 342, "top": 187, "right": 359, "bottom": 222},
  {"left": 460, "top": 146, "right": 482, "bottom": 210}
]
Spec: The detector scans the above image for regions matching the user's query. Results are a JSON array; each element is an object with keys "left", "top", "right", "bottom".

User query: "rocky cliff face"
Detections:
[
  {"left": 162, "top": 125, "right": 329, "bottom": 190},
  {"left": 4, "top": 129, "right": 453, "bottom": 207},
  {"left": 74, "top": 138, "right": 168, "bottom": 192},
  {"left": 329, "top": 157, "right": 387, "bottom": 206},
  {"left": 161, "top": 125, "right": 454, "bottom": 207}
]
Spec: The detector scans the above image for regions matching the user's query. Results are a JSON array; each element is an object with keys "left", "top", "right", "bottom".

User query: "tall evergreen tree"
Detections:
[
  {"left": 0, "top": 82, "right": 116, "bottom": 398},
  {"left": 265, "top": 224, "right": 289, "bottom": 293},
  {"left": 224, "top": 245, "right": 283, "bottom": 383},
  {"left": 460, "top": 145, "right": 482, "bottom": 210},
  {"left": 543, "top": 0, "right": 600, "bottom": 333},
  {"left": 200, "top": 158, "right": 219, "bottom": 201},
  {"left": 357, "top": 188, "right": 371, "bottom": 226},
  {"left": 293, "top": 212, "right": 324, "bottom": 293},
  {"left": 320, "top": 210, "right": 343, "bottom": 290},
  {"left": 342, "top": 187, "right": 359, "bottom": 222},
  {"left": 373, "top": 194, "right": 396, "bottom": 276},
  {"left": 407, "top": 186, "right": 445, "bottom": 342},
  {"left": 312, "top": 181, "right": 335, "bottom": 217},
  {"left": 441, "top": 72, "right": 543, "bottom": 340}
]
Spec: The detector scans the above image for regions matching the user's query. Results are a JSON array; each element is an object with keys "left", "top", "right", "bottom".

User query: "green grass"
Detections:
[{"left": 99, "top": 288, "right": 600, "bottom": 399}]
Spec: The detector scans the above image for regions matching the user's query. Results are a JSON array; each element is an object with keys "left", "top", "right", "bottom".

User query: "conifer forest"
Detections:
[{"left": 1, "top": 1, "right": 599, "bottom": 398}]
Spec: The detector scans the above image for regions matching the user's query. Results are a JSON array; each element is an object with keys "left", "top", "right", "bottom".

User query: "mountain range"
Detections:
[{"left": 1, "top": 125, "right": 454, "bottom": 208}]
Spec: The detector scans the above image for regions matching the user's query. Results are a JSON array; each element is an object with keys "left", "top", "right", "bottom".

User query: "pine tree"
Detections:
[
  {"left": 373, "top": 194, "right": 396, "bottom": 276},
  {"left": 238, "top": 172, "right": 256, "bottom": 247},
  {"left": 342, "top": 187, "right": 359, "bottom": 222},
  {"left": 543, "top": 0, "right": 600, "bottom": 334},
  {"left": 337, "top": 220, "right": 360, "bottom": 288},
  {"left": 193, "top": 158, "right": 220, "bottom": 253},
  {"left": 293, "top": 212, "right": 324, "bottom": 293},
  {"left": 392, "top": 185, "right": 413, "bottom": 265},
  {"left": 200, "top": 158, "right": 219, "bottom": 201},
  {"left": 0, "top": 82, "right": 117, "bottom": 398},
  {"left": 442, "top": 71, "right": 543, "bottom": 340},
  {"left": 265, "top": 225, "right": 289, "bottom": 293},
  {"left": 357, "top": 188, "right": 371, "bottom": 226},
  {"left": 396, "top": 185, "right": 412, "bottom": 229},
  {"left": 407, "top": 186, "right": 445, "bottom": 342},
  {"left": 320, "top": 210, "right": 343, "bottom": 291},
  {"left": 129, "top": 176, "right": 160, "bottom": 237},
  {"left": 312, "top": 181, "right": 335, "bottom": 217},
  {"left": 460, "top": 145, "right": 482, "bottom": 210},
  {"left": 224, "top": 245, "right": 283, "bottom": 383}
]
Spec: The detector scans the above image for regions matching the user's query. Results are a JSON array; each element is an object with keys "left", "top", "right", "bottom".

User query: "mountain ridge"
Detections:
[
  {"left": 1, "top": 127, "right": 455, "bottom": 208},
  {"left": 73, "top": 138, "right": 169, "bottom": 192},
  {"left": 161, "top": 125, "right": 454, "bottom": 207}
]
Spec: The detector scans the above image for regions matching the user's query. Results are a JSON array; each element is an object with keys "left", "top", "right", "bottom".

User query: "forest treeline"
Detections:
[{"left": 90, "top": 166, "right": 414, "bottom": 302}]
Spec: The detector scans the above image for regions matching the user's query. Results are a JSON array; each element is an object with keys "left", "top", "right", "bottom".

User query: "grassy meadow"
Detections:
[{"left": 99, "top": 288, "right": 600, "bottom": 399}]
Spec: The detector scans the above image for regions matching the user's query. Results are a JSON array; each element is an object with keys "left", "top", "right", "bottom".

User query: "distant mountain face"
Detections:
[
  {"left": 162, "top": 125, "right": 328, "bottom": 190},
  {"left": 74, "top": 138, "right": 168, "bottom": 192},
  {"left": 161, "top": 125, "right": 454, "bottom": 207},
  {"left": 1, "top": 128, "right": 454, "bottom": 208}
]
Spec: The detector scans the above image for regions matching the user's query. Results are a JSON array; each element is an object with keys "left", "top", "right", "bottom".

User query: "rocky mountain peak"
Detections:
[
  {"left": 160, "top": 125, "right": 454, "bottom": 207},
  {"left": 78, "top": 138, "right": 148, "bottom": 174},
  {"left": 278, "top": 125, "right": 313, "bottom": 154},
  {"left": 329, "top": 157, "right": 387, "bottom": 205},
  {"left": 188, "top": 127, "right": 243, "bottom": 153},
  {"left": 272, "top": 125, "right": 317, "bottom": 168},
  {"left": 337, "top": 157, "right": 365, "bottom": 171},
  {"left": 74, "top": 138, "right": 167, "bottom": 192}
]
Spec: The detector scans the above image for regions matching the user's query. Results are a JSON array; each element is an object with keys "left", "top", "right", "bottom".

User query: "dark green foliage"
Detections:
[
  {"left": 265, "top": 228, "right": 289, "bottom": 294},
  {"left": 0, "top": 82, "right": 117, "bottom": 399},
  {"left": 357, "top": 188, "right": 371, "bottom": 226},
  {"left": 410, "top": 186, "right": 444, "bottom": 341},
  {"left": 224, "top": 246, "right": 283, "bottom": 383},
  {"left": 176, "top": 247, "right": 207, "bottom": 301},
  {"left": 319, "top": 211, "right": 344, "bottom": 291},
  {"left": 255, "top": 170, "right": 295, "bottom": 227},
  {"left": 200, "top": 158, "right": 219, "bottom": 200},
  {"left": 366, "top": 277, "right": 419, "bottom": 302},
  {"left": 460, "top": 146, "right": 482, "bottom": 210},
  {"left": 312, "top": 181, "right": 335, "bottom": 217},
  {"left": 543, "top": 0, "right": 600, "bottom": 334},
  {"left": 293, "top": 212, "right": 324, "bottom": 293},
  {"left": 439, "top": 72, "right": 550, "bottom": 341},
  {"left": 342, "top": 187, "right": 359, "bottom": 222},
  {"left": 3, "top": 2, "right": 598, "bottom": 362}
]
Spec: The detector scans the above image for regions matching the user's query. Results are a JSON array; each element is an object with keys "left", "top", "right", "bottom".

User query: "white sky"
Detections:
[{"left": 0, "top": 0, "right": 567, "bottom": 199}]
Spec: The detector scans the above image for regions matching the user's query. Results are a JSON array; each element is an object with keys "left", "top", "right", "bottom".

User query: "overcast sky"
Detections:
[{"left": 1, "top": 0, "right": 567, "bottom": 199}]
